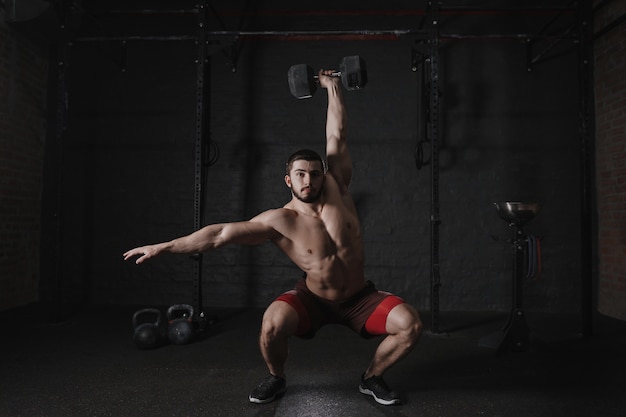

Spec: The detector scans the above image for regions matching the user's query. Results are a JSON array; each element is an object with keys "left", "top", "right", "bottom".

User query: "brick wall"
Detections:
[
  {"left": 0, "top": 17, "right": 48, "bottom": 310},
  {"left": 594, "top": 1, "right": 626, "bottom": 320}
]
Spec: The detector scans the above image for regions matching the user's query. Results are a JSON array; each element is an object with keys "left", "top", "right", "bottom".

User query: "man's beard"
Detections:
[{"left": 292, "top": 186, "right": 322, "bottom": 203}]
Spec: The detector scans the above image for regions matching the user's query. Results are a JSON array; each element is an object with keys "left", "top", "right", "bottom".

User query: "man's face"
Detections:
[{"left": 285, "top": 159, "right": 325, "bottom": 203}]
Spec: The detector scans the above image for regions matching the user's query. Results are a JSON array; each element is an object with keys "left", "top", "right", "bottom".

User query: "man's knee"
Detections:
[
  {"left": 407, "top": 312, "right": 423, "bottom": 345},
  {"left": 389, "top": 304, "right": 423, "bottom": 346},
  {"left": 261, "top": 301, "right": 299, "bottom": 339}
]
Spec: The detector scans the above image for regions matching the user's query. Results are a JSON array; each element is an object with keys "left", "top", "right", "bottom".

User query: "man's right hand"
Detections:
[
  {"left": 123, "top": 244, "right": 165, "bottom": 264},
  {"left": 318, "top": 69, "right": 341, "bottom": 90}
]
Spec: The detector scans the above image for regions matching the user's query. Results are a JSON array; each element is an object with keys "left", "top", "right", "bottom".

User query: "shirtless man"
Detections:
[{"left": 123, "top": 69, "right": 422, "bottom": 406}]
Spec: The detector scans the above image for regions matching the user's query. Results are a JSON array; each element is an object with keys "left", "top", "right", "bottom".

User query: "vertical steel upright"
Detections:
[
  {"left": 577, "top": 0, "right": 594, "bottom": 339},
  {"left": 41, "top": 1, "right": 71, "bottom": 322},
  {"left": 192, "top": 1, "right": 210, "bottom": 327},
  {"left": 505, "top": 223, "right": 531, "bottom": 352},
  {"left": 428, "top": 1, "right": 442, "bottom": 334}
]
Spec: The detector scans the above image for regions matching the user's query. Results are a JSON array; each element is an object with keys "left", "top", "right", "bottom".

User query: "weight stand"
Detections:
[
  {"left": 480, "top": 202, "right": 541, "bottom": 353},
  {"left": 500, "top": 223, "right": 531, "bottom": 352}
]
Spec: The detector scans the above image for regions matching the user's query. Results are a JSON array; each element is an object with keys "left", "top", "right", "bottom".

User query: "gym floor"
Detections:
[{"left": 1, "top": 305, "right": 625, "bottom": 417}]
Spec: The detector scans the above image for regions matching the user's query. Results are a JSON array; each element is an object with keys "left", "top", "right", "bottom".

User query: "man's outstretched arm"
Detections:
[
  {"left": 123, "top": 215, "right": 281, "bottom": 264},
  {"left": 319, "top": 69, "right": 352, "bottom": 190}
]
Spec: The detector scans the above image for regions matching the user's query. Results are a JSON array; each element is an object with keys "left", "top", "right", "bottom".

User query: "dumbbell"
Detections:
[{"left": 288, "top": 55, "right": 367, "bottom": 99}]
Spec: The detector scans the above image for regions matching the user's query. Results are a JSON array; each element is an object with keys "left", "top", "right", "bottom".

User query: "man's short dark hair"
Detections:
[{"left": 285, "top": 149, "right": 325, "bottom": 175}]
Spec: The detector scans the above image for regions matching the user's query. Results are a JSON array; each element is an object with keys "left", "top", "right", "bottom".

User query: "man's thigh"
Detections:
[
  {"left": 262, "top": 299, "right": 301, "bottom": 336},
  {"left": 384, "top": 303, "right": 421, "bottom": 335}
]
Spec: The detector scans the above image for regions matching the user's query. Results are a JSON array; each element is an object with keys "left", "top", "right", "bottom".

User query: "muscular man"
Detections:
[{"left": 123, "top": 69, "right": 422, "bottom": 406}]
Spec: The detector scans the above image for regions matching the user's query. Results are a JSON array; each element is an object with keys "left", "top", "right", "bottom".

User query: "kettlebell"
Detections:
[
  {"left": 132, "top": 308, "right": 162, "bottom": 349},
  {"left": 167, "top": 304, "right": 194, "bottom": 345}
]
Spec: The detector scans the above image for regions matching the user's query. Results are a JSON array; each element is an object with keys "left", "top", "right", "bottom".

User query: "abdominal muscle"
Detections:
[{"left": 291, "top": 241, "right": 366, "bottom": 302}]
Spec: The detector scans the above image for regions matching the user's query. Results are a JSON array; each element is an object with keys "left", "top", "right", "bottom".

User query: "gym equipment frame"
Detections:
[{"left": 42, "top": 1, "right": 596, "bottom": 339}]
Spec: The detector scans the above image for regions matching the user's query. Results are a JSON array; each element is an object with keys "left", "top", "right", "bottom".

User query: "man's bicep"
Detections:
[
  {"left": 223, "top": 220, "right": 279, "bottom": 246},
  {"left": 326, "top": 136, "right": 352, "bottom": 187},
  {"left": 247, "top": 210, "right": 290, "bottom": 241}
]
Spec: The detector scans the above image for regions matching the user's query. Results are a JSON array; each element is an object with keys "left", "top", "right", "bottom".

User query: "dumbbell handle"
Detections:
[{"left": 313, "top": 71, "right": 341, "bottom": 79}]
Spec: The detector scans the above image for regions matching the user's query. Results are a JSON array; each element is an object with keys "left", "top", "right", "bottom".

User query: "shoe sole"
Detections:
[
  {"left": 249, "top": 387, "right": 286, "bottom": 404},
  {"left": 359, "top": 385, "right": 401, "bottom": 406}
]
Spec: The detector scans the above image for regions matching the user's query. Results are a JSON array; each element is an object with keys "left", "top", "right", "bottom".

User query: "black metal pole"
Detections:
[
  {"left": 428, "top": 1, "right": 442, "bottom": 334},
  {"left": 192, "top": 0, "right": 210, "bottom": 328},
  {"left": 40, "top": 4, "right": 71, "bottom": 322},
  {"left": 577, "top": 0, "right": 594, "bottom": 339},
  {"left": 501, "top": 224, "right": 530, "bottom": 353}
]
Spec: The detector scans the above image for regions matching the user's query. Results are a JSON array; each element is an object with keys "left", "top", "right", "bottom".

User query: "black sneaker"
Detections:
[
  {"left": 359, "top": 374, "right": 401, "bottom": 405},
  {"left": 249, "top": 374, "right": 287, "bottom": 404}
]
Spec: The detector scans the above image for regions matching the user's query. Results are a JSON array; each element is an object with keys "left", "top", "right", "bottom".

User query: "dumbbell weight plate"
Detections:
[
  {"left": 288, "top": 64, "right": 317, "bottom": 99},
  {"left": 339, "top": 56, "right": 367, "bottom": 90}
]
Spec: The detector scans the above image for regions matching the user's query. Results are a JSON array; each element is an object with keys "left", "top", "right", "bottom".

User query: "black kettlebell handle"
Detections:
[
  {"left": 167, "top": 304, "right": 194, "bottom": 322},
  {"left": 133, "top": 308, "right": 162, "bottom": 328}
]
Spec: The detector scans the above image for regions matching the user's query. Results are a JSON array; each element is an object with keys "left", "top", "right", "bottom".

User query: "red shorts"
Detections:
[{"left": 275, "top": 278, "right": 404, "bottom": 339}]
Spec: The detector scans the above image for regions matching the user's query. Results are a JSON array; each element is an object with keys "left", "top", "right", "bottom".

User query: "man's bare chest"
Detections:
[{"left": 291, "top": 209, "right": 359, "bottom": 253}]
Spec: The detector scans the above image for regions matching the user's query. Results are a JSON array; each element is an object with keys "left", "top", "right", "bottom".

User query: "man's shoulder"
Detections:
[{"left": 251, "top": 207, "right": 297, "bottom": 224}]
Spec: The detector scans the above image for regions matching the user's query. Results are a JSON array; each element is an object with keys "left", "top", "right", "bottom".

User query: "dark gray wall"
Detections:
[{"left": 54, "top": 3, "right": 583, "bottom": 313}]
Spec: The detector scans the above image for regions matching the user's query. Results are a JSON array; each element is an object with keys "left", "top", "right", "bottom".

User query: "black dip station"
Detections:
[{"left": 482, "top": 201, "right": 542, "bottom": 353}]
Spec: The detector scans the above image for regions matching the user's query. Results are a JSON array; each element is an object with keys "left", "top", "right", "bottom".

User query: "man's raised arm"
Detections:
[{"left": 319, "top": 69, "right": 352, "bottom": 190}]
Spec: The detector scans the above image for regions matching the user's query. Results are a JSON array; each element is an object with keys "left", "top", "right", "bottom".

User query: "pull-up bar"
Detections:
[
  {"left": 72, "top": 29, "right": 427, "bottom": 43},
  {"left": 72, "top": 29, "right": 577, "bottom": 43},
  {"left": 79, "top": 7, "right": 576, "bottom": 17}
]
